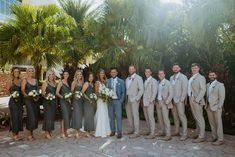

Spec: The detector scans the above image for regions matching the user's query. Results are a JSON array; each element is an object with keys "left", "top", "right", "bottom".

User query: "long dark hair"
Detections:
[
  {"left": 61, "top": 70, "right": 71, "bottom": 87},
  {"left": 86, "top": 72, "right": 95, "bottom": 84},
  {"left": 11, "top": 67, "right": 21, "bottom": 80}
]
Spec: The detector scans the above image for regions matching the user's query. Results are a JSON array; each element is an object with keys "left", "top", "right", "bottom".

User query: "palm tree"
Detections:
[{"left": 0, "top": 4, "right": 76, "bottom": 79}]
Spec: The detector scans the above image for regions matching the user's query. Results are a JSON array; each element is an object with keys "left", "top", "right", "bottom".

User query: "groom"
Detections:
[{"left": 107, "top": 67, "right": 125, "bottom": 139}]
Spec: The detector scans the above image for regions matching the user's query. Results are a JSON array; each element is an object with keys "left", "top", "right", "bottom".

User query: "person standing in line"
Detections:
[
  {"left": 125, "top": 65, "right": 144, "bottom": 138},
  {"left": 56, "top": 71, "right": 72, "bottom": 138},
  {"left": 107, "top": 67, "right": 125, "bottom": 139},
  {"left": 206, "top": 71, "right": 225, "bottom": 145},
  {"left": 71, "top": 70, "right": 84, "bottom": 139},
  {"left": 142, "top": 68, "right": 158, "bottom": 139},
  {"left": 188, "top": 63, "right": 206, "bottom": 143},
  {"left": 41, "top": 70, "right": 57, "bottom": 139},
  {"left": 170, "top": 63, "right": 188, "bottom": 141},
  {"left": 156, "top": 70, "right": 173, "bottom": 141},
  {"left": 7, "top": 67, "right": 23, "bottom": 141},
  {"left": 21, "top": 67, "right": 39, "bottom": 141}
]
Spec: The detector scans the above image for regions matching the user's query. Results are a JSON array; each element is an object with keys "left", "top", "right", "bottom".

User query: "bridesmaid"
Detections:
[
  {"left": 82, "top": 72, "right": 95, "bottom": 137},
  {"left": 56, "top": 71, "right": 72, "bottom": 138},
  {"left": 41, "top": 70, "right": 57, "bottom": 139},
  {"left": 71, "top": 70, "right": 84, "bottom": 139},
  {"left": 21, "top": 67, "right": 39, "bottom": 141},
  {"left": 7, "top": 67, "right": 23, "bottom": 141}
]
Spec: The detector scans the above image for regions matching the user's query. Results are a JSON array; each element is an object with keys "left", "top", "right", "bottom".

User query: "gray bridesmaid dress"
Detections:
[
  {"left": 24, "top": 80, "right": 38, "bottom": 131},
  {"left": 60, "top": 82, "right": 72, "bottom": 129},
  {"left": 84, "top": 83, "right": 95, "bottom": 132},
  {"left": 42, "top": 83, "right": 57, "bottom": 131},
  {"left": 72, "top": 84, "right": 84, "bottom": 129},
  {"left": 9, "top": 83, "right": 23, "bottom": 134}
]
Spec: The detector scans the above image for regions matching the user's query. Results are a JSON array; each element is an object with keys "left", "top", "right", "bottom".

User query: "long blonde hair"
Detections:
[
  {"left": 74, "top": 69, "right": 84, "bottom": 84},
  {"left": 97, "top": 69, "right": 107, "bottom": 84},
  {"left": 26, "top": 67, "right": 35, "bottom": 78},
  {"left": 45, "top": 70, "right": 56, "bottom": 83}
]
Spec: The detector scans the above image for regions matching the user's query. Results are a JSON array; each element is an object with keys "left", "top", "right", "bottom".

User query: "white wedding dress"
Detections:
[{"left": 94, "top": 83, "right": 111, "bottom": 138}]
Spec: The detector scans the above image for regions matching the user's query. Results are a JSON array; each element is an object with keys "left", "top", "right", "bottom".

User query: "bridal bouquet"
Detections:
[
  {"left": 10, "top": 91, "right": 20, "bottom": 102},
  {"left": 45, "top": 93, "right": 56, "bottom": 101},
  {"left": 63, "top": 92, "right": 72, "bottom": 103},
  {"left": 89, "top": 93, "right": 98, "bottom": 105},
  {"left": 28, "top": 90, "right": 39, "bottom": 101},
  {"left": 74, "top": 91, "right": 83, "bottom": 100},
  {"left": 98, "top": 86, "right": 113, "bottom": 103}
]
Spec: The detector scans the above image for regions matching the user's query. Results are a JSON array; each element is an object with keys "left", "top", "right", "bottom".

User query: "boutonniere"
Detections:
[
  {"left": 131, "top": 78, "right": 134, "bottom": 81},
  {"left": 212, "top": 85, "right": 216, "bottom": 88},
  {"left": 162, "top": 83, "right": 165, "bottom": 86}
]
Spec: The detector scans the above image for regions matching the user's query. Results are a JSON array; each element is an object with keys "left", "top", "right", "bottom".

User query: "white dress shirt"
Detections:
[
  {"left": 144, "top": 76, "right": 152, "bottom": 89},
  {"left": 171, "top": 72, "right": 180, "bottom": 86},
  {"left": 157, "top": 78, "right": 166, "bottom": 101},
  {"left": 111, "top": 77, "right": 118, "bottom": 99},
  {"left": 208, "top": 80, "right": 217, "bottom": 103},
  {"left": 126, "top": 73, "right": 136, "bottom": 89},
  {"left": 188, "top": 73, "right": 198, "bottom": 97}
]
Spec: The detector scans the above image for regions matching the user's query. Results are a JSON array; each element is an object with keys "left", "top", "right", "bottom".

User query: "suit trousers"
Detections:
[
  {"left": 156, "top": 100, "right": 171, "bottom": 136},
  {"left": 171, "top": 101, "right": 188, "bottom": 136},
  {"left": 143, "top": 103, "right": 155, "bottom": 135},
  {"left": 125, "top": 100, "right": 140, "bottom": 134},
  {"left": 189, "top": 97, "right": 205, "bottom": 138},
  {"left": 206, "top": 107, "right": 223, "bottom": 141}
]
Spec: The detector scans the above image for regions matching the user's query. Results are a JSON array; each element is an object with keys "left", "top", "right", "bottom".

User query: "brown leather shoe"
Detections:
[
  {"left": 159, "top": 136, "right": 172, "bottom": 141},
  {"left": 110, "top": 132, "right": 115, "bottom": 137},
  {"left": 129, "top": 133, "right": 140, "bottom": 139},
  {"left": 192, "top": 138, "right": 205, "bottom": 143},
  {"left": 117, "top": 133, "right": 122, "bottom": 139},
  {"left": 180, "top": 135, "right": 188, "bottom": 141},
  {"left": 124, "top": 130, "right": 134, "bottom": 135},
  {"left": 145, "top": 134, "right": 155, "bottom": 139},
  {"left": 155, "top": 132, "right": 165, "bottom": 137},
  {"left": 172, "top": 132, "right": 180, "bottom": 136},
  {"left": 207, "top": 137, "right": 217, "bottom": 142},
  {"left": 141, "top": 131, "right": 150, "bottom": 136},
  {"left": 212, "top": 140, "right": 224, "bottom": 146}
]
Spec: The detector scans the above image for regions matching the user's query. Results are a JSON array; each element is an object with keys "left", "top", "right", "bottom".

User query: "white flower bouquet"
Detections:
[
  {"left": 10, "top": 91, "right": 20, "bottom": 99},
  {"left": 10, "top": 91, "right": 20, "bottom": 102},
  {"left": 74, "top": 91, "right": 83, "bottom": 100},
  {"left": 28, "top": 90, "right": 39, "bottom": 101},
  {"left": 63, "top": 92, "right": 72, "bottom": 103},
  {"left": 89, "top": 93, "right": 98, "bottom": 105},
  {"left": 98, "top": 86, "right": 113, "bottom": 103},
  {"left": 45, "top": 93, "right": 56, "bottom": 101}
]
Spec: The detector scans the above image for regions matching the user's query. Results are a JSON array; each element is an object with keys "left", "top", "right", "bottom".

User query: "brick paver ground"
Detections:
[{"left": 0, "top": 119, "right": 235, "bottom": 157}]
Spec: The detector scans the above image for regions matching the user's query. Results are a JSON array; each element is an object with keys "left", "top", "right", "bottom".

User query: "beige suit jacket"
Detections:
[
  {"left": 143, "top": 77, "right": 158, "bottom": 106},
  {"left": 170, "top": 73, "right": 188, "bottom": 103},
  {"left": 206, "top": 81, "right": 225, "bottom": 111},
  {"left": 126, "top": 74, "right": 144, "bottom": 103}
]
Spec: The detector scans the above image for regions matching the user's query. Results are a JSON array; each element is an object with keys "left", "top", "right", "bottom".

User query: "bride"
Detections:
[{"left": 94, "top": 69, "right": 111, "bottom": 137}]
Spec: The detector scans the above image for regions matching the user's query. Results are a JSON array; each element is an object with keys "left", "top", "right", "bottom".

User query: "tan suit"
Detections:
[
  {"left": 206, "top": 80, "right": 225, "bottom": 141},
  {"left": 143, "top": 77, "right": 158, "bottom": 135},
  {"left": 156, "top": 79, "right": 173, "bottom": 136},
  {"left": 170, "top": 73, "right": 188, "bottom": 136},
  {"left": 125, "top": 74, "right": 144, "bottom": 134},
  {"left": 188, "top": 73, "right": 206, "bottom": 138}
]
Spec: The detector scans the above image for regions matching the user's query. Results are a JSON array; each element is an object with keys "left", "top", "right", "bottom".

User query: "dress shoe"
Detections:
[
  {"left": 159, "top": 136, "right": 172, "bottom": 141},
  {"left": 191, "top": 135, "right": 198, "bottom": 139},
  {"left": 207, "top": 137, "right": 217, "bottom": 142},
  {"left": 141, "top": 131, "right": 150, "bottom": 136},
  {"left": 145, "top": 134, "right": 155, "bottom": 139},
  {"left": 124, "top": 130, "right": 134, "bottom": 135},
  {"left": 129, "top": 133, "right": 140, "bottom": 139},
  {"left": 117, "top": 133, "right": 122, "bottom": 139},
  {"left": 192, "top": 138, "right": 205, "bottom": 143},
  {"left": 180, "top": 135, "right": 188, "bottom": 141},
  {"left": 155, "top": 132, "right": 165, "bottom": 137},
  {"left": 110, "top": 132, "right": 115, "bottom": 137},
  {"left": 212, "top": 140, "right": 224, "bottom": 145},
  {"left": 172, "top": 132, "right": 180, "bottom": 136}
]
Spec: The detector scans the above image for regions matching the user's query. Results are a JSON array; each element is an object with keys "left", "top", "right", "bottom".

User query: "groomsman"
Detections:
[
  {"left": 156, "top": 70, "right": 173, "bottom": 141},
  {"left": 143, "top": 68, "right": 158, "bottom": 139},
  {"left": 170, "top": 64, "right": 188, "bottom": 141},
  {"left": 125, "top": 65, "right": 144, "bottom": 138},
  {"left": 107, "top": 68, "right": 126, "bottom": 139},
  {"left": 206, "top": 71, "right": 225, "bottom": 145},
  {"left": 188, "top": 63, "right": 206, "bottom": 143}
]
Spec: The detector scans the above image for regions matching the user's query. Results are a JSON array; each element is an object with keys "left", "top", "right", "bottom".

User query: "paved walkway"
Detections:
[{"left": 0, "top": 119, "right": 235, "bottom": 157}]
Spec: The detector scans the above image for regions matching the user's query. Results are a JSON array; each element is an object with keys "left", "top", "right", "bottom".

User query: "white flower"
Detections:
[
  {"left": 11, "top": 91, "right": 20, "bottom": 98},
  {"left": 45, "top": 93, "right": 56, "bottom": 101},
  {"left": 28, "top": 90, "right": 39, "bottom": 97},
  {"left": 64, "top": 92, "right": 72, "bottom": 99}
]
